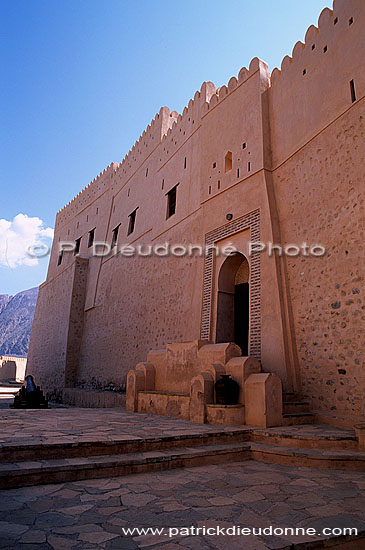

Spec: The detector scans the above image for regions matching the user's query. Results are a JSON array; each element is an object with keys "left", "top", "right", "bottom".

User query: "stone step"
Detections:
[
  {"left": 0, "top": 442, "right": 252, "bottom": 489},
  {"left": 282, "top": 413, "right": 315, "bottom": 425},
  {"left": 282, "top": 391, "right": 301, "bottom": 402},
  {"left": 1, "top": 439, "right": 364, "bottom": 489},
  {"left": 0, "top": 429, "right": 250, "bottom": 463},
  {"left": 282, "top": 401, "right": 311, "bottom": 414},
  {"left": 248, "top": 442, "right": 365, "bottom": 471},
  {"left": 250, "top": 428, "right": 358, "bottom": 450}
]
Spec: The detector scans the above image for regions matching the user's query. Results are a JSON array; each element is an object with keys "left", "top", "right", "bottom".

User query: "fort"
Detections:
[{"left": 27, "top": 0, "right": 364, "bottom": 429}]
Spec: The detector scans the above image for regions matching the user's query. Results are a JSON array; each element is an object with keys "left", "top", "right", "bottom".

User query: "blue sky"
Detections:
[{"left": 0, "top": 0, "right": 329, "bottom": 296}]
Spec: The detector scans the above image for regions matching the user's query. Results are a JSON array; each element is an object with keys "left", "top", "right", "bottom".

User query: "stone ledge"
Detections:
[{"left": 63, "top": 388, "right": 126, "bottom": 408}]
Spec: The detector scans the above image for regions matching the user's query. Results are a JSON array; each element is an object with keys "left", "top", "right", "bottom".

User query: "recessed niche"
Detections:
[{"left": 225, "top": 151, "right": 233, "bottom": 172}]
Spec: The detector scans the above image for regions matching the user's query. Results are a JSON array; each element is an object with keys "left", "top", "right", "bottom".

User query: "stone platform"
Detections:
[{"left": 0, "top": 408, "right": 364, "bottom": 490}]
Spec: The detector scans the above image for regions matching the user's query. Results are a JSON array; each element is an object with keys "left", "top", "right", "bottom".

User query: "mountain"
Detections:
[{"left": 0, "top": 287, "right": 38, "bottom": 356}]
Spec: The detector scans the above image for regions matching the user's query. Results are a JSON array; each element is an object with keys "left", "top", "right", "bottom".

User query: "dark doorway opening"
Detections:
[
  {"left": 234, "top": 282, "right": 249, "bottom": 355},
  {"left": 216, "top": 253, "right": 250, "bottom": 355}
]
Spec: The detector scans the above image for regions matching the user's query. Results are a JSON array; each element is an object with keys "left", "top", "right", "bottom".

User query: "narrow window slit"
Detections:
[
  {"left": 74, "top": 238, "right": 81, "bottom": 256},
  {"left": 166, "top": 185, "right": 178, "bottom": 219},
  {"left": 350, "top": 79, "right": 356, "bottom": 102},
  {"left": 111, "top": 225, "right": 120, "bottom": 248},
  {"left": 88, "top": 228, "right": 95, "bottom": 248},
  {"left": 128, "top": 209, "right": 137, "bottom": 235}
]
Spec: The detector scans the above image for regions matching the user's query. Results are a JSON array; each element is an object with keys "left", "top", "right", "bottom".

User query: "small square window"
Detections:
[
  {"left": 88, "top": 228, "right": 95, "bottom": 248},
  {"left": 166, "top": 185, "right": 178, "bottom": 219}
]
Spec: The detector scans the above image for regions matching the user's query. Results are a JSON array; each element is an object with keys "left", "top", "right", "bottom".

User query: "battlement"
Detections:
[
  {"left": 56, "top": 162, "right": 119, "bottom": 226},
  {"left": 271, "top": 1, "right": 359, "bottom": 85},
  {"left": 201, "top": 57, "right": 270, "bottom": 117},
  {"left": 55, "top": 0, "right": 361, "bottom": 226},
  {"left": 268, "top": 0, "right": 363, "bottom": 165},
  {"left": 114, "top": 106, "right": 173, "bottom": 181}
]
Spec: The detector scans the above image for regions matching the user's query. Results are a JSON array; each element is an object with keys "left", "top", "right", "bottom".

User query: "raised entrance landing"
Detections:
[
  {"left": 0, "top": 408, "right": 364, "bottom": 489},
  {"left": 127, "top": 340, "right": 284, "bottom": 428}
]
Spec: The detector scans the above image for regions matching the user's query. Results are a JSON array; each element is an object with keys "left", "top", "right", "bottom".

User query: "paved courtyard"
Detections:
[
  {"left": 0, "top": 406, "right": 355, "bottom": 448},
  {"left": 0, "top": 406, "right": 364, "bottom": 549},
  {"left": 1, "top": 460, "right": 365, "bottom": 549}
]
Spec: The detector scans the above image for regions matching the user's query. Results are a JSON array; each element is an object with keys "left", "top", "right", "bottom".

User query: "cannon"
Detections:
[{"left": 10, "top": 375, "right": 48, "bottom": 409}]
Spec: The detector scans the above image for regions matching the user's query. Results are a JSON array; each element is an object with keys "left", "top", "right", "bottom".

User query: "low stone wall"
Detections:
[
  {"left": 0, "top": 357, "right": 27, "bottom": 382},
  {"left": 138, "top": 391, "right": 190, "bottom": 419},
  {"left": 63, "top": 388, "right": 126, "bottom": 408},
  {"left": 206, "top": 404, "right": 245, "bottom": 426}
]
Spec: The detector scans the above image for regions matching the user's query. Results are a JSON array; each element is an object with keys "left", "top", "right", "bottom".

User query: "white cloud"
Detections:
[{"left": 0, "top": 214, "right": 54, "bottom": 268}]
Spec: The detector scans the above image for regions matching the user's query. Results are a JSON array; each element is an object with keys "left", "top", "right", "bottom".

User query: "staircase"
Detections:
[
  {"left": 282, "top": 391, "right": 315, "bottom": 425},
  {"left": 1, "top": 423, "right": 364, "bottom": 489}
]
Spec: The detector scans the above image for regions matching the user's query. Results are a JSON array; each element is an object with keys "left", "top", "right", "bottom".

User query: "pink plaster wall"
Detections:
[{"left": 27, "top": 0, "right": 364, "bottom": 423}]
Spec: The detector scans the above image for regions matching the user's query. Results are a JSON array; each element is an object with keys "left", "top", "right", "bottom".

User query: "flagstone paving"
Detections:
[
  {"left": 0, "top": 407, "right": 355, "bottom": 448},
  {"left": 0, "top": 461, "right": 364, "bottom": 549}
]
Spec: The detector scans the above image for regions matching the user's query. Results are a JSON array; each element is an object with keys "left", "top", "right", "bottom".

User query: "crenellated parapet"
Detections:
[
  {"left": 268, "top": 0, "right": 362, "bottom": 165},
  {"left": 55, "top": 0, "right": 360, "bottom": 224},
  {"left": 201, "top": 57, "right": 270, "bottom": 117},
  {"left": 114, "top": 106, "right": 173, "bottom": 182},
  {"left": 270, "top": 1, "right": 358, "bottom": 86},
  {"left": 56, "top": 162, "right": 119, "bottom": 227}
]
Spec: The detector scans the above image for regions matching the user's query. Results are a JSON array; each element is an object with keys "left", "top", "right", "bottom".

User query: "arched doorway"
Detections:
[{"left": 216, "top": 252, "right": 249, "bottom": 355}]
